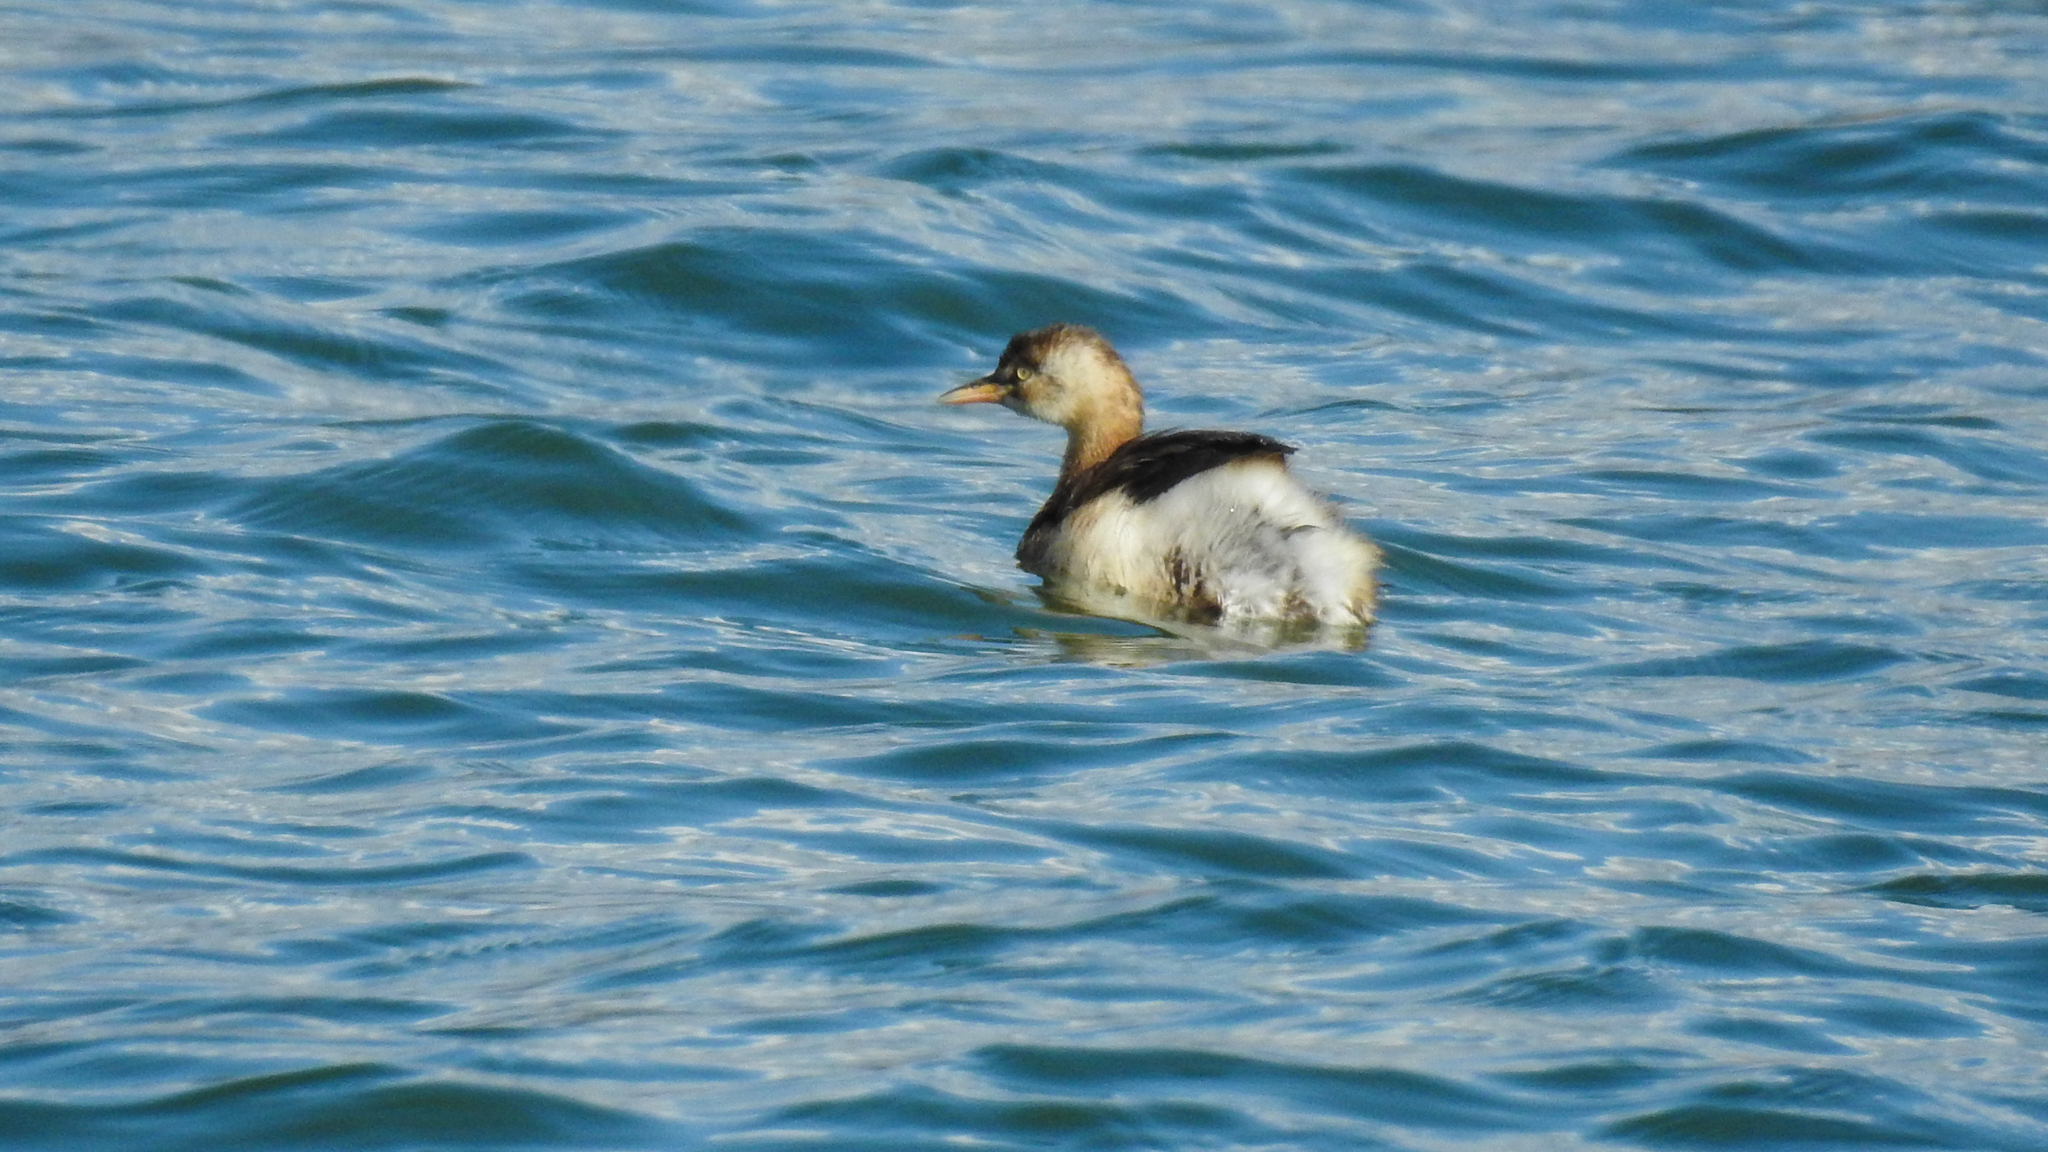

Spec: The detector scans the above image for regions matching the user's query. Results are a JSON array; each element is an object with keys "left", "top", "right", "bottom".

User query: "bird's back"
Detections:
[{"left": 1020, "top": 430, "right": 1377, "bottom": 626}]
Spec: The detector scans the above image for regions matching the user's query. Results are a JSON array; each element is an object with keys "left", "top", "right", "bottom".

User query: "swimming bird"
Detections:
[{"left": 940, "top": 324, "right": 1378, "bottom": 628}]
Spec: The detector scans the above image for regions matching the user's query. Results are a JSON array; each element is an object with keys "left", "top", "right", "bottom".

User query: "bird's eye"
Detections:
[{"left": 1013, "top": 366, "right": 1034, "bottom": 383}]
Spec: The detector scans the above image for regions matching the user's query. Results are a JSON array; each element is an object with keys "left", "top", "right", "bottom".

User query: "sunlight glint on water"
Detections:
[{"left": 2, "top": 1, "right": 2046, "bottom": 1149}]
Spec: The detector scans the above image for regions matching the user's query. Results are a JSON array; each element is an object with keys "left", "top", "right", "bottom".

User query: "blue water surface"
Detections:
[{"left": 4, "top": 1, "right": 2048, "bottom": 1149}]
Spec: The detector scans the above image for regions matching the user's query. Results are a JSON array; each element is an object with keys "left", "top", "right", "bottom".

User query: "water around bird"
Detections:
[{"left": 3, "top": 1, "right": 2047, "bottom": 1149}]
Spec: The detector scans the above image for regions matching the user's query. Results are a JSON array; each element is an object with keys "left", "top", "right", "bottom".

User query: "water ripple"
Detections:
[{"left": 2, "top": 0, "right": 2046, "bottom": 1149}]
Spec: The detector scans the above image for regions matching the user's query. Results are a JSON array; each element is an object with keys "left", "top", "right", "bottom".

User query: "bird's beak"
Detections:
[{"left": 938, "top": 375, "right": 1008, "bottom": 405}]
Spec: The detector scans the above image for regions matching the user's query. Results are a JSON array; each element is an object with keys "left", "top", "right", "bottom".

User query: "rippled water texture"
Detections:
[{"left": 4, "top": 1, "right": 2048, "bottom": 1148}]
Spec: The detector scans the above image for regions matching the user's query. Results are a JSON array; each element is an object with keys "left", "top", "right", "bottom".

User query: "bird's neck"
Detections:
[{"left": 1058, "top": 395, "right": 1143, "bottom": 483}]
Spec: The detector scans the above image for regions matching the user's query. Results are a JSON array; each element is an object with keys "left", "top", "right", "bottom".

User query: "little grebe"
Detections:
[{"left": 941, "top": 324, "right": 1378, "bottom": 627}]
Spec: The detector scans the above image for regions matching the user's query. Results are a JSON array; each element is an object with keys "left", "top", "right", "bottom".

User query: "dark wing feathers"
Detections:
[
  {"left": 1097, "top": 430, "right": 1294, "bottom": 505},
  {"left": 1024, "top": 430, "right": 1294, "bottom": 552}
]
